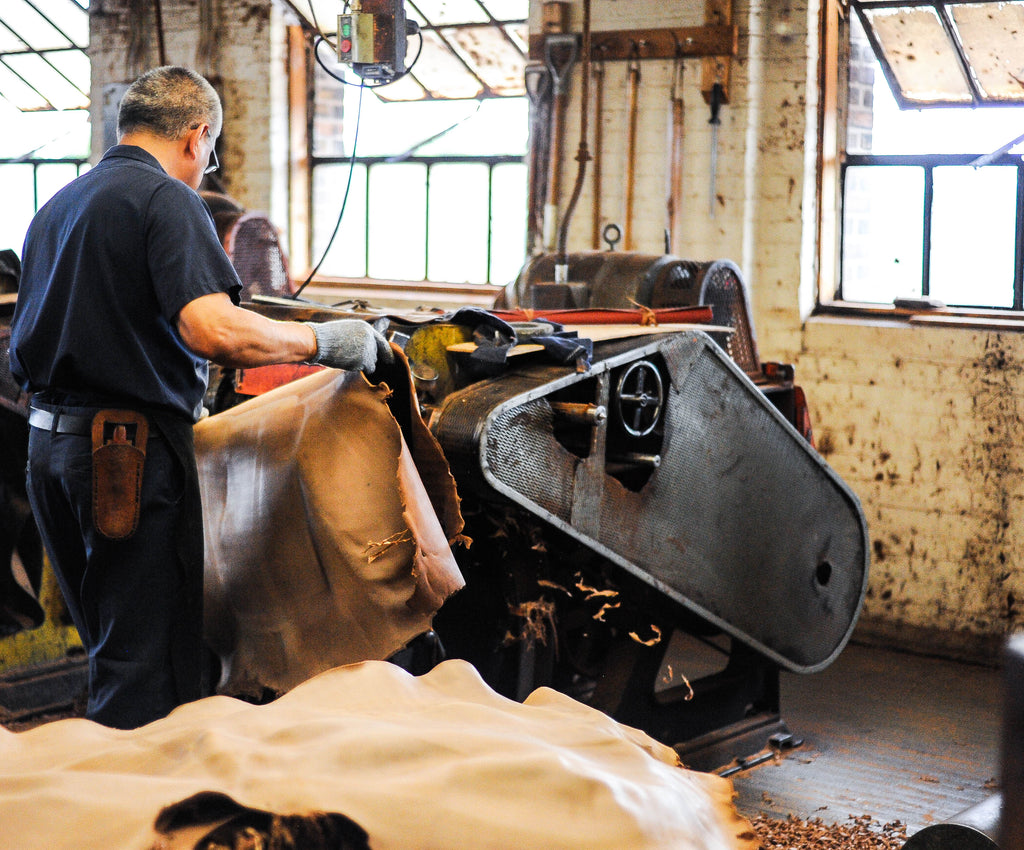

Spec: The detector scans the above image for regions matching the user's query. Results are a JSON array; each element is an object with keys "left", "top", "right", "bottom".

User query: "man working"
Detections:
[{"left": 8, "top": 66, "right": 390, "bottom": 729}]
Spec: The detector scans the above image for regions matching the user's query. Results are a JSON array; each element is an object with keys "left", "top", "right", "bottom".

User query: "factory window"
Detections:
[
  {"left": 833, "top": 1, "right": 1024, "bottom": 311},
  {"left": 287, "top": 0, "right": 529, "bottom": 288},
  {"left": 0, "top": 0, "right": 90, "bottom": 255},
  {"left": 310, "top": 66, "right": 527, "bottom": 286}
]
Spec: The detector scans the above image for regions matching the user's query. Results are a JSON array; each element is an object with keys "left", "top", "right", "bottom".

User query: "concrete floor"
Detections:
[{"left": 728, "top": 641, "right": 1003, "bottom": 838}]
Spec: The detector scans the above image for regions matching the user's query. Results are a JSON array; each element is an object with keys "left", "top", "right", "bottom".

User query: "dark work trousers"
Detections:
[{"left": 26, "top": 402, "right": 206, "bottom": 729}]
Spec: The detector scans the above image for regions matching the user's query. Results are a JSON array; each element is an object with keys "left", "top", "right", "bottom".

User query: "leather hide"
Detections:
[
  {"left": 195, "top": 363, "right": 465, "bottom": 698},
  {"left": 0, "top": 660, "right": 757, "bottom": 850}
]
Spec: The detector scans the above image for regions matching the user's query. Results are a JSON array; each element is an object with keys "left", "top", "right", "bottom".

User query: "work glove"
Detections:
[{"left": 305, "top": 319, "right": 394, "bottom": 373}]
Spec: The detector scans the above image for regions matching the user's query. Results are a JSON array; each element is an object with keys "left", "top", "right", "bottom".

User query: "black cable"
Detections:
[
  {"left": 313, "top": 35, "right": 355, "bottom": 86},
  {"left": 312, "top": 29, "right": 423, "bottom": 89},
  {"left": 304, "top": 0, "right": 349, "bottom": 53}
]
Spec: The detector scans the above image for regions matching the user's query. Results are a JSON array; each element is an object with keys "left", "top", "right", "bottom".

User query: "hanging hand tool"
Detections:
[
  {"left": 590, "top": 52, "right": 606, "bottom": 250},
  {"left": 707, "top": 81, "right": 723, "bottom": 218},
  {"left": 554, "top": 0, "right": 592, "bottom": 285},
  {"left": 525, "top": 62, "right": 553, "bottom": 256},
  {"left": 623, "top": 43, "right": 641, "bottom": 251},
  {"left": 543, "top": 33, "right": 580, "bottom": 252},
  {"left": 665, "top": 54, "right": 684, "bottom": 252}
]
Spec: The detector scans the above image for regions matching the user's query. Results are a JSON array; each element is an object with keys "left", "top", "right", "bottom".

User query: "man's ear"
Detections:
[{"left": 184, "top": 124, "right": 206, "bottom": 162}]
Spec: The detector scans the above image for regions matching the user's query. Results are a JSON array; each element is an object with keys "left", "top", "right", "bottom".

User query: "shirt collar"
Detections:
[{"left": 100, "top": 144, "right": 167, "bottom": 174}]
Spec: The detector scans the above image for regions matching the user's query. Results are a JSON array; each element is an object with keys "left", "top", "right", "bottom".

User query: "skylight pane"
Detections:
[
  {"left": 0, "top": 23, "right": 25, "bottom": 53},
  {"left": 0, "top": 60, "right": 49, "bottom": 110},
  {"left": 33, "top": 0, "right": 90, "bottom": 47},
  {"left": 951, "top": 2, "right": 1024, "bottom": 101},
  {"left": 40, "top": 48, "right": 89, "bottom": 97},
  {"left": 861, "top": 6, "right": 972, "bottom": 104},
  {"left": 370, "top": 71, "right": 428, "bottom": 101},
  {"left": 2, "top": 0, "right": 74, "bottom": 51},
  {"left": 444, "top": 24, "right": 524, "bottom": 95},
  {"left": 409, "top": 30, "right": 484, "bottom": 99},
  {"left": 477, "top": 0, "right": 528, "bottom": 23},
  {"left": 412, "top": 0, "right": 489, "bottom": 26},
  {"left": 5, "top": 52, "right": 87, "bottom": 110}
]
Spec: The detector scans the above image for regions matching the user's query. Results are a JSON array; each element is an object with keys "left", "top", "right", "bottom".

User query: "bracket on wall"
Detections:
[
  {"left": 701, "top": 0, "right": 733, "bottom": 105},
  {"left": 528, "top": 23, "right": 737, "bottom": 64}
]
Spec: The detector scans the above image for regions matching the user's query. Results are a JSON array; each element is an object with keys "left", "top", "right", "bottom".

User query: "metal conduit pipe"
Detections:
[
  {"left": 554, "top": 0, "right": 591, "bottom": 284},
  {"left": 900, "top": 795, "right": 1000, "bottom": 850}
]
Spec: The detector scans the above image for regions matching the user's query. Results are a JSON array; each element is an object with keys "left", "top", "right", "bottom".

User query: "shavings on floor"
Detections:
[{"left": 750, "top": 813, "right": 908, "bottom": 848}]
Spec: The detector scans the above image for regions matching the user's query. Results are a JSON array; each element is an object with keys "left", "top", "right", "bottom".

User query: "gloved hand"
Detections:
[{"left": 305, "top": 319, "right": 394, "bottom": 373}]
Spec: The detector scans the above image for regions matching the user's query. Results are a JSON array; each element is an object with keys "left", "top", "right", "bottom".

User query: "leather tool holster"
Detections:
[{"left": 92, "top": 409, "right": 149, "bottom": 540}]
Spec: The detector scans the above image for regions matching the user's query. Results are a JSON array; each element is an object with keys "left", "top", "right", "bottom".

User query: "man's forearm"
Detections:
[{"left": 177, "top": 292, "right": 318, "bottom": 367}]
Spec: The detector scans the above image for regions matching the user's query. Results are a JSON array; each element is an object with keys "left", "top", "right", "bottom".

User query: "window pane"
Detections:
[
  {"left": 415, "top": 0, "right": 490, "bottom": 25},
  {"left": 35, "top": 0, "right": 90, "bottom": 45},
  {"left": 409, "top": 30, "right": 485, "bottom": 99},
  {"left": 1, "top": 1, "right": 75, "bottom": 51},
  {"left": 368, "top": 163, "right": 426, "bottom": 280},
  {"left": 0, "top": 106, "right": 88, "bottom": 158},
  {"left": 860, "top": 6, "right": 972, "bottom": 104},
  {"left": 312, "top": 162, "right": 368, "bottom": 278},
  {"left": 490, "top": 161, "right": 527, "bottom": 284},
  {"left": 427, "top": 163, "right": 489, "bottom": 283},
  {"left": 842, "top": 165, "right": 924, "bottom": 303},
  {"left": 929, "top": 165, "right": 1017, "bottom": 308},
  {"left": 343, "top": 95, "right": 527, "bottom": 158},
  {"left": 45, "top": 48, "right": 91, "bottom": 100},
  {"left": 0, "top": 164, "right": 36, "bottom": 254},
  {"left": 443, "top": 25, "right": 527, "bottom": 96},
  {"left": 848, "top": 13, "right": 1024, "bottom": 156},
  {"left": 35, "top": 162, "right": 79, "bottom": 207},
  {"left": 418, "top": 97, "right": 527, "bottom": 156},
  {"left": 0, "top": 61, "right": 49, "bottom": 111},
  {"left": 949, "top": 2, "right": 1024, "bottom": 102},
  {"left": 4, "top": 52, "right": 88, "bottom": 110}
]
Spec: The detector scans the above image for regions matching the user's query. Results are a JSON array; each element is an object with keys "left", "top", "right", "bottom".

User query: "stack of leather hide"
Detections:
[{"left": 0, "top": 660, "right": 757, "bottom": 849}]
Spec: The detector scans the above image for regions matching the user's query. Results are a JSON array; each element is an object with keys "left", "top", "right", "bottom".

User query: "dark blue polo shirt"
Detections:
[{"left": 9, "top": 145, "right": 242, "bottom": 421}]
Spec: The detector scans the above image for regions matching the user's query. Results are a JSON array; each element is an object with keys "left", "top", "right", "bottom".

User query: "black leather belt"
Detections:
[{"left": 28, "top": 407, "right": 93, "bottom": 436}]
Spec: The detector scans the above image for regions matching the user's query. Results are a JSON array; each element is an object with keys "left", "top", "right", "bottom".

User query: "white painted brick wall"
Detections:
[
  {"left": 89, "top": 0, "right": 286, "bottom": 214},
  {"left": 552, "top": 1, "right": 1024, "bottom": 659}
]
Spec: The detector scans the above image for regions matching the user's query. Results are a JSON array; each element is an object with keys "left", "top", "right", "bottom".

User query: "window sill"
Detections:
[
  {"left": 299, "top": 276, "right": 504, "bottom": 313},
  {"left": 815, "top": 300, "right": 1024, "bottom": 332}
]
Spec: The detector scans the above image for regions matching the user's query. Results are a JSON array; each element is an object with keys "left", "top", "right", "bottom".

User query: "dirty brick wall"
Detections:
[
  {"left": 799, "top": 321, "right": 1024, "bottom": 661},
  {"left": 544, "top": 0, "right": 814, "bottom": 358},
  {"left": 550, "top": 0, "right": 1021, "bottom": 662},
  {"left": 89, "top": 0, "right": 289, "bottom": 220}
]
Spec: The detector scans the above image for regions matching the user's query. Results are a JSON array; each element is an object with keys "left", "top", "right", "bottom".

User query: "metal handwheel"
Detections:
[{"left": 614, "top": 360, "right": 664, "bottom": 437}]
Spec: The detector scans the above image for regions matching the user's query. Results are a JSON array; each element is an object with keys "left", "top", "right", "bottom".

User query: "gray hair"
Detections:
[{"left": 117, "top": 66, "right": 222, "bottom": 140}]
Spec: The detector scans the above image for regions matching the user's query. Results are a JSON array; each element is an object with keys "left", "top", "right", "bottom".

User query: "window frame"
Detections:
[
  {"left": 310, "top": 150, "right": 525, "bottom": 286},
  {"left": 283, "top": 2, "right": 529, "bottom": 297},
  {"left": 839, "top": 152, "right": 1024, "bottom": 310},
  {"left": 816, "top": 0, "right": 1024, "bottom": 323}
]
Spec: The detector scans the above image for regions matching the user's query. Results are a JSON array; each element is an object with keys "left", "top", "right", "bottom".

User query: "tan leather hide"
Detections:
[
  {"left": 0, "top": 660, "right": 758, "bottom": 850},
  {"left": 195, "top": 365, "right": 465, "bottom": 698}
]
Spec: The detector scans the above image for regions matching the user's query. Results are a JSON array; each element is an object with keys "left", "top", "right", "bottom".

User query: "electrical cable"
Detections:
[
  {"left": 293, "top": 14, "right": 425, "bottom": 299},
  {"left": 292, "top": 78, "right": 366, "bottom": 299}
]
